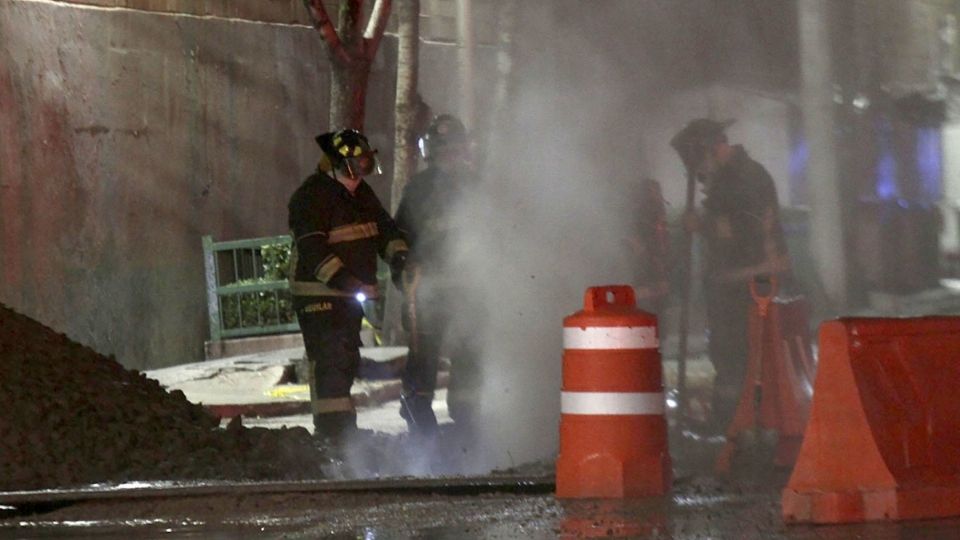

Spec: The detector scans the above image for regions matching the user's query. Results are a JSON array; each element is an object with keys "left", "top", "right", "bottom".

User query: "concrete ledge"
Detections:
[
  {"left": 205, "top": 372, "right": 449, "bottom": 419},
  {"left": 866, "top": 285, "right": 960, "bottom": 316},
  {"left": 205, "top": 334, "right": 304, "bottom": 360}
]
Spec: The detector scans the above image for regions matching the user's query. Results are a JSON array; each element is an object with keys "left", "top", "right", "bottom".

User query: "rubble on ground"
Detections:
[{"left": 0, "top": 303, "right": 329, "bottom": 491}]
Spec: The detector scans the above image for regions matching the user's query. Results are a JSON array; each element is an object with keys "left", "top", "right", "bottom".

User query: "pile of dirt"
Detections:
[{"left": 0, "top": 303, "right": 329, "bottom": 491}]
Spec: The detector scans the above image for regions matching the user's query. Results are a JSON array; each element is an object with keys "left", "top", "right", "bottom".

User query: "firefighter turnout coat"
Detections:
[
  {"left": 701, "top": 145, "right": 789, "bottom": 285},
  {"left": 394, "top": 167, "right": 479, "bottom": 275},
  {"left": 288, "top": 170, "right": 408, "bottom": 302}
]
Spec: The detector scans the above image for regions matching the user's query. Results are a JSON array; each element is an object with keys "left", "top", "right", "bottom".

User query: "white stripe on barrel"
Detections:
[
  {"left": 561, "top": 391, "right": 665, "bottom": 415},
  {"left": 563, "top": 326, "right": 658, "bottom": 350}
]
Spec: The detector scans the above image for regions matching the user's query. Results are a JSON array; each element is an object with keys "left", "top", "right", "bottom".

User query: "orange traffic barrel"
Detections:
[{"left": 556, "top": 285, "right": 672, "bottom": 498}]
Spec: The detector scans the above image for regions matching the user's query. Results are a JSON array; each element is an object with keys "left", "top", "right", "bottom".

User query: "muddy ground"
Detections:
[
  {"left": 4, "top": 423, "right": 960, "bottom": 538},
  {"left": 5, "top": 303, "right": 960, "bottom": 538},
  {"left": 0, "top": 303, "right": 332, "bottom": 489}
]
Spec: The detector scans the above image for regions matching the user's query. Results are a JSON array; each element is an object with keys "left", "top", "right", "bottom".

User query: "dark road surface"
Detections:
[
  {"left": 4, "top": 416, "right": 960, "bottom": 539},
  {"left": 5, "top": 471, "right": 960, "bottom": 539}
]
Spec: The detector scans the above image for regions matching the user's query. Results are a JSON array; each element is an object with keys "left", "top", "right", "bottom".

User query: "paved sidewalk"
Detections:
[{"left": 144, "top": 346, "right": 451, "bottom": 434}]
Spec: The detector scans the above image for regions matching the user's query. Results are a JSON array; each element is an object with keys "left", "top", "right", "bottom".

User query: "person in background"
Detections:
[
  {"left": 287, "top": 129, "right": 408, "bottom": 444},
  {"left": 670, "top": 118, "right": 790, "bottom": 431},
  {"left": 394, "top": 114, "right": 482, "bottom": 438}
]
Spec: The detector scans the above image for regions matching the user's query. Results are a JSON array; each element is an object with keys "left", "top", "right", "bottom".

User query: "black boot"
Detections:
[
  {"left": 399, "top": 393, "right": 438, "bottom": 436},
  {"left": 313, "top": 411, "right": 358, "bottom": 445}
]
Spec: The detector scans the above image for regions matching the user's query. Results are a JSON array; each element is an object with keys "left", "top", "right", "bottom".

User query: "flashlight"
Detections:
[{"left": 355, "top": 292, "right": 367, "bottom": 303}]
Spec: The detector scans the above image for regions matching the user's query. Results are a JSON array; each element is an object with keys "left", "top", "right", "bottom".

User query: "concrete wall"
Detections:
[
  {"left": 0, "top": 0, "right": 814, "bottom": 371},
  {"left": 0, "top": 0, "right": 398, "bottom": 369},
  {"left": 0, "top": 0, "right": 501, "bottom": 370},
  {"left": 60, "top": 0, "right": 311, "bottom": 24}
]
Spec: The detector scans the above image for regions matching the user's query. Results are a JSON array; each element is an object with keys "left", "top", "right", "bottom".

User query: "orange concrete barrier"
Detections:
[
  {"left": 556, "top": 285, "right": 671, "bottom": 498},
  {"left": 783, "top": 317, "right": 960, "bottom": 524}
]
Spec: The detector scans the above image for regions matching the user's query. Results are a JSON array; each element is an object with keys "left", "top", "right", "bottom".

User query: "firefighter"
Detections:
[
  {"left": 288, "top": 129, "right": 408, "bottom": 443},
  {"left": 670, "top": 118, "right": 790, "bottom": 431},
  {"left": 394, "top": 114, "right": 481, "bottom": 436}
]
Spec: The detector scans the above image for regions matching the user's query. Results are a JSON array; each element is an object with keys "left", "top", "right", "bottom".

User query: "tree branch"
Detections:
[
  {"left": 303, "top": 0, "right": 353, "bottom": 65},
  {"left": 363, "top": 0, "right": 393, "bottom": 60}
]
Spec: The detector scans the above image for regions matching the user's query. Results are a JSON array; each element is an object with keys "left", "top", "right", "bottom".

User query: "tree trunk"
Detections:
[
  {"left": 305, "top": 0, "right": 392, "bottom": 131},
  {"left": 329, "top": 0, "right": 367, "bottom": 129},
  {"left": 480, "top": 0, "right": 517, "bottom": 175},
  {"left": 456, "top": 0, "right": 476, "bottom": 127},
  {"left": 383, "top": 0, "right": 421, "bottom": 344},
  {"left": 330, "top": 59, "right": 371, "bottom": 130},
  {"left": 391, "top": 0, "right": 421, "bottom": 210}
]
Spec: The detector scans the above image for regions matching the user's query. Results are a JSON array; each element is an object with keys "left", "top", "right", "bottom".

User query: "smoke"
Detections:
[
  {"left": 427, "top": 0, "right": 807, "bottom": 473},
  {"left": 442, "top": 2, "right": 695, "bottom": 472},
  {"left": 352, "top": 1, "right": 801, "bottom": 476}
]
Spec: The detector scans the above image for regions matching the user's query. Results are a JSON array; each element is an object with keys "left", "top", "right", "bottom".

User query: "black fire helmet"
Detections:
[
  {"left": 315, "top": 129, "right": 382, "bottom": 177},
  {"left": 670, "top": 118, "right": 735, "bottom": 172},
  {"left": 419, "top": 114, "right": 467, "bottom": 160}
]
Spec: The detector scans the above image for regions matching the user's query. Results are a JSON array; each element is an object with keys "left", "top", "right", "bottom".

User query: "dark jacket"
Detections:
[
  {"left": 394, "top": 167, "right": 477, "bottom": 273},
  {"left": 701, "top": 146, "right": 789, "bottom": 284},
  {"left": 288, "top": 171, "right": 407, "bottom": 298}
]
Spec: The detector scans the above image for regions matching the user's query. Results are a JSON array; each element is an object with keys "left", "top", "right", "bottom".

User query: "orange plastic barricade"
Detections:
[
  {"left": 556, "top": 285, "right": 671, "bottom": 498},
  {"left": 716, "top": 279, "right": 816, "bottom": 473},
  {"left": 783, "top": 317, "right": 960, "bottom": 524}
]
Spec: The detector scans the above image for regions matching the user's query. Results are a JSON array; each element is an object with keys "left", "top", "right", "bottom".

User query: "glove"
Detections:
[
  {"left": 358, "top": 283, "right": 380, "bottom": 300},
  {"left": 329, "top": 271, "right": 379, "bottom": 299},
  {"left": 390, "top": 251, "right": 408, "bottom": 290}
]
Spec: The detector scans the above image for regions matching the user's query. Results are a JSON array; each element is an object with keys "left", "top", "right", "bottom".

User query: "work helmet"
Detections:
[
  {"left": 316, "top": 129, "right": 382, "bottom": 178},
  {"left": 419, "top": 114, "right": 467, "bottom": 160},
  {"left": 669, "top": 118, "right": 734, "bottom": 171}
]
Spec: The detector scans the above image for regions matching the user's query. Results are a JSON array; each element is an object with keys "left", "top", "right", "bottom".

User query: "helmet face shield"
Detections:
[
  {"left": 343, "top": 151, "right": 381, "bottom": 178},
  {"left": 421, "top": 114, "right": 467, "bottom": 161}
]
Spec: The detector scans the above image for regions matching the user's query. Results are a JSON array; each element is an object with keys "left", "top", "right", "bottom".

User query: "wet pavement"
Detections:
[
  {"left": 7, "top": 472, "right": 960, "bottom": 539},
  {"left": 6, "top": 366, "right": 960, "bottom": 538},
  {"left": 6, "top": 428, "right": 960, "bottom": 540},
  {"left": 6, "top": 346, "right": 960, "bottom": 538}
]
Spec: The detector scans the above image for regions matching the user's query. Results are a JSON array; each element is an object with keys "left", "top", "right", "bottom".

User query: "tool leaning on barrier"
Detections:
[{"left": 715, "top": 275, "right": 815, "bottom": 474}]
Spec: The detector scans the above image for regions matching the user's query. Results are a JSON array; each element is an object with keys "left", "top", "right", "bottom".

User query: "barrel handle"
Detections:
[{"left": 584, "top": 285, "right": 637, "bottom": 311}]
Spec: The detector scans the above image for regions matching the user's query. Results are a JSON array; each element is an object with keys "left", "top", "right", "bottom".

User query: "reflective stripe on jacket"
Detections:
[{"left": 287, "top": 171, "right": 407, "bottom": 298}]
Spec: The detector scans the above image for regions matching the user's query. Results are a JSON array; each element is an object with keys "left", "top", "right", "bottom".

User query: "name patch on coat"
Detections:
[{"left": 303, "top": 302, "right": 333, "bottom": 313}]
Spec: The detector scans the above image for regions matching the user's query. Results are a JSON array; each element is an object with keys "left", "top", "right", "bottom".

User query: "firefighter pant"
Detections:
[
  {"left": 295, "top": 297, "right": 363, "bottom": 439},
  {"left": 705, "top": 282, "right": 751, "bottom": 429},
  {"left": 401, "top": 287, "right": 481, "bottom": 426}
]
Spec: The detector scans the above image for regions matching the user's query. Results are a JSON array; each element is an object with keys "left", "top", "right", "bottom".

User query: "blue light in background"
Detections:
[
  {"left": 875, "top": 151, "right": 898, "bottom": 200},
  {"left": 789, "top": 137, "right": 808, "bottom": 205},
  {"left": 916, "top": 127, "right": 942, "bottom": 202},
  {"left": 875, "top": 119, "right": 898, "bottom": 200},
  {"left": 785, "top": 118, "right": 941, "bottom": 204}
]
